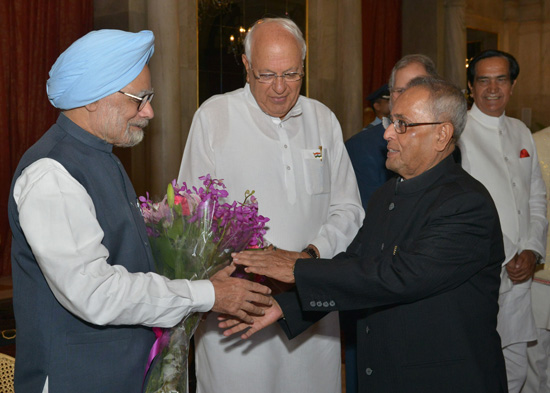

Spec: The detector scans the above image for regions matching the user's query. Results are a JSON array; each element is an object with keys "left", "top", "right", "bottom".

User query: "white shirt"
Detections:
[
  {"left": 13, "top": 157, "right": 215, "bottom": 329},
  {"left": 178, "top": 84, "right": 364, "bottom": 393},
  {"left": 459, "top": 103, "right": 548, "bottom": 347}
]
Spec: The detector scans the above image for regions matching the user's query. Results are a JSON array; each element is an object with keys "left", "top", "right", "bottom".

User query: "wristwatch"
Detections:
[{"left": 302, "top": 246, "right": 319, "bottom": 259}]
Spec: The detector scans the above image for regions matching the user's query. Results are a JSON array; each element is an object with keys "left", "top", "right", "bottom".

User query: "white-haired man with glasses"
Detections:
[
  {"left": 228, "top": 76, "right": 508, "bottom": 392},
  {"left": 178, "top": 17, "right": 364, "bottom": 393}
]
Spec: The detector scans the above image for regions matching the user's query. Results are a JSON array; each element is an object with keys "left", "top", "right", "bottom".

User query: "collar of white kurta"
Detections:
[
  {"left": 243, "top": 83, "right": 303, "bottom": 123},
  {"left": 469, "top": 102, "right": 506, "bottom": 129}
]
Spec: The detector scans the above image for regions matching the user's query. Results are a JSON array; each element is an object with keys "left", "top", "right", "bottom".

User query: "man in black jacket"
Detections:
[{"left": 227, "top": 76, "right": 508, "bottom": 392}]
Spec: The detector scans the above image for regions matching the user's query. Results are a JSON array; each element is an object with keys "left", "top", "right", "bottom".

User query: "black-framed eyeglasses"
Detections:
[
  {"left": 118, "top": 91, "right": 154, "bottom": 111},
  {"left": 250, "top": 67, "right": 304, "bottom": 84},
  {"left": 382, "top": 116, "right": 442, "bottom": 134}
]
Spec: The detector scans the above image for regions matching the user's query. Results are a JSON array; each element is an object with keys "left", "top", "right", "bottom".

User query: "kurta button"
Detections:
[
  {"left": 366, "top": 368, "right": 373, "bottom": 375},
  {"left": 504, "top": 156, "right": 509, "bottom": 161},
  {"left": 286, "top": 166, "right": 291, "bottom": 170},
  {"left": 329, "top": 300, "right": 335, "bottom": 306},
  {"left": 310, "top": 301, "right": 316, "bottom": 307},
  {"left": 284, "top": 144, "right": 288, "bottom": 148},
  {"left": 512, "top": 182, "right": 516, "bottom": 187},
  {"left": 389, "top": 202, "right": 395, "bottom": 211},
  {"left": 323, "top": 301, "right": 329, "bottom": 307},
  {"left": 517, "top": 210, "right": 521, "bottom": 215}
]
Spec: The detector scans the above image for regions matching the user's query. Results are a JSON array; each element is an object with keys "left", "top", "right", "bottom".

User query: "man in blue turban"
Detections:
[{"left": 8, "top": 29, "right": 271, "bottom": 393}]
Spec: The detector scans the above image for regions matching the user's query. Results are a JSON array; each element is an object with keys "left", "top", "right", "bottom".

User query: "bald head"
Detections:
[
  {"left": 242, "top": 18, "right": 305, "bottom": 119},
  {"left": 244, "top": 18, "right": 306, "bottom": 63}
]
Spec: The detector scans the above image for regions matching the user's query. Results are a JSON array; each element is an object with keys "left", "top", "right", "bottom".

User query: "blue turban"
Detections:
[{"left": 47, "top": 29, "right": 155, "bottom": 109}]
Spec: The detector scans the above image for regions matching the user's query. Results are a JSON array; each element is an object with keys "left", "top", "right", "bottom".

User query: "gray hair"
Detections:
[
  {"left": 406, "top": 76, "right": 467, "bottom": 140},
  {"left": 243, "top": 18, "right": 307, "bottom": 62},
  {"left": 388, "top": 54, "right": 438, "bottom": 89}
]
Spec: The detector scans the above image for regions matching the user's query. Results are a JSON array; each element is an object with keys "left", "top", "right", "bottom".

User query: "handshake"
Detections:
[{"left": 210, "top": 246, "right": 307, "bottom": 338}]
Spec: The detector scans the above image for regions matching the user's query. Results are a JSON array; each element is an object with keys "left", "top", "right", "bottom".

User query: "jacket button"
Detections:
[
  {"left": 366, "top": 368, "right": 373, "bottom": 376},
  {"left": 329, "top": 300, "right": 335, "bottom": 306},
  {"left": 388, "top": 202, "right": 395, "bottom": 210},
  {"left": 366, "top": 326, "right": 370, "bottom": 334},
  {"left": 316, "top": 301, "right": 323, "bottom": 307},
  {"left": 323, "top": 301, "right": 329, "bottom": 307},
  {"left": 310, "top": 301, "right": 316, "bottom": 307}
]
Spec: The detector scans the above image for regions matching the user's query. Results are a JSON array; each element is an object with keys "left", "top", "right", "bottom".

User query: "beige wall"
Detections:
[
  {"left": 402, "top": 0, "right": 445, "bottom": 72},
  {"left": 307, "top": 0, "right": 363, "bottom": 141}
]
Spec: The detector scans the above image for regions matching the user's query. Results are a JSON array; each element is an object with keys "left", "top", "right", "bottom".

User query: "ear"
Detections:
[
  {"left": 510, "top": 79, "right": 517, "bottom": 95},
  {"left": 84, "top": 101, "right": 99, "bottom": 112},
  {"left": 242, "top": 54, "right": 251, "bottom": 83},
  {"left": 434, "top": 122, "right": 454, "bottom": 152}
]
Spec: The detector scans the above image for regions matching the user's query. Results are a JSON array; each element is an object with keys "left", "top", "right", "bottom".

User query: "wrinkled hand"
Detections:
[
  {"left": 506, "top": 250, "right": 537, "bottom": 284},
  {"left": 232, "top": 246, "right": 304, "bottom": 284},
  {"left": 210, "top": 264, "right": 272, "bottom": 323},
  {"left": 218, "top": 300, "right": 283, "bottom": 339}
]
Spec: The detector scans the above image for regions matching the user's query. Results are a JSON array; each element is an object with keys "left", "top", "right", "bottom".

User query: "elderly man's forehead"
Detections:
[
  {"left": 395, "top": 85, "right": 429, "bottom": 105},
  {"left": 251, "top": 24, "right": 300, "bottom": 50}
]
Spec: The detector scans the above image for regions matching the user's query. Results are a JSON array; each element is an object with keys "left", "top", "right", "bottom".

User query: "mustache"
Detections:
[{"left": 130, "top": 120, "right": 149, "bottom": 129}]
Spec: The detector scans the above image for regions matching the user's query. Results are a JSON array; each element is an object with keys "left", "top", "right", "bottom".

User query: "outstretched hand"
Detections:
[
  {"left": 232, "top": 246, "right": 303, "bottom": 284},
  {"left": 218, "top": 300, "right": 283, "bottom": 339},
  {"left": 210, "top": 264, "right": 272, "bottom": 324}
]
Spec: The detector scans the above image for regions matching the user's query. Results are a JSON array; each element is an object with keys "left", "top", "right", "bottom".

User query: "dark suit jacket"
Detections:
[{"left": 277, "top": 154, "right": 508, "bottom": 392}]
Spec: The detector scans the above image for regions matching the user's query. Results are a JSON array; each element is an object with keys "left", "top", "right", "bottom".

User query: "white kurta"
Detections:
[
  {"left": 458, "top": 103, "right": 548, "bottom": 348},
  {"left": 13, "top": 158, "right": 215, "bottom": 328},
  {"left": 522, "top": 128, "right": 550, "bottom": 393},
  {"left": 178, "top": 84, "right": 364, "bottom": 393}
]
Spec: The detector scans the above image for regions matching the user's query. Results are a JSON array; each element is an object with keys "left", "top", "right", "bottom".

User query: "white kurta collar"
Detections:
[
  {"left": 243, "top": 83, "right": 303, "bottom": 123},
  {"left": 469, "top": 102, "right": 506, "bottom": 129}
]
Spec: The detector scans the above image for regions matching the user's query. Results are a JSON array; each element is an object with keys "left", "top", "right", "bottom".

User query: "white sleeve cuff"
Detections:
[{"left": 185, "top": 279, "right": 215, "bottom": 313}]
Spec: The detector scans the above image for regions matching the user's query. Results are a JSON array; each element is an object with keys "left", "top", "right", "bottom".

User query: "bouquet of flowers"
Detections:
[{"left": 140, "top": 175, "right": 269, "bottom": 393}]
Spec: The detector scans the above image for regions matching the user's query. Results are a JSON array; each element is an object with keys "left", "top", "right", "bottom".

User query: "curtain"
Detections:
[
  {"left": 362, "top": 0, "right": 402, "bottom": 104},
  {"left": 0, "top": 1, "right": 93, "bottom": 277}
]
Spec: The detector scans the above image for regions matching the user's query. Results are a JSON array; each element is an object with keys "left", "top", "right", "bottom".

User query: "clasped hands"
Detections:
[
  {"left": 506, "top": 250, "right": 537, "bottom": 284},
  {"left": 213, "top": 246, "right": 305, "bottom": 338}
]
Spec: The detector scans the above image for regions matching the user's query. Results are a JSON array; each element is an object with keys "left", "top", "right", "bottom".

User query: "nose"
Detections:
[
  {"left": 487, "top": 79, "right": 499, "bottom": 92},
  {"left": 383, "top": 122, "right": 395, "bottom": 141},
  {"left": 271, "top": 76, "right": 287, "bottom": 93},
  {"left": 139, "top": 101, "right": 154, "bottom": 119}
]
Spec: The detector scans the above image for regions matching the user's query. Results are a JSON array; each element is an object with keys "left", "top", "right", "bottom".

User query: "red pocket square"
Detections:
[{"left": 520, "top": 149, "right": 530, "bottom": 158}]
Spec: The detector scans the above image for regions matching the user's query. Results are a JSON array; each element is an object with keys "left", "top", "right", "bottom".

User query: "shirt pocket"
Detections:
[
  {"left": 301, "top": 148, "right": 330, "bottom": 195},
  {"left": 518, "top": 153, "right": 533, "bottom": 174}
]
